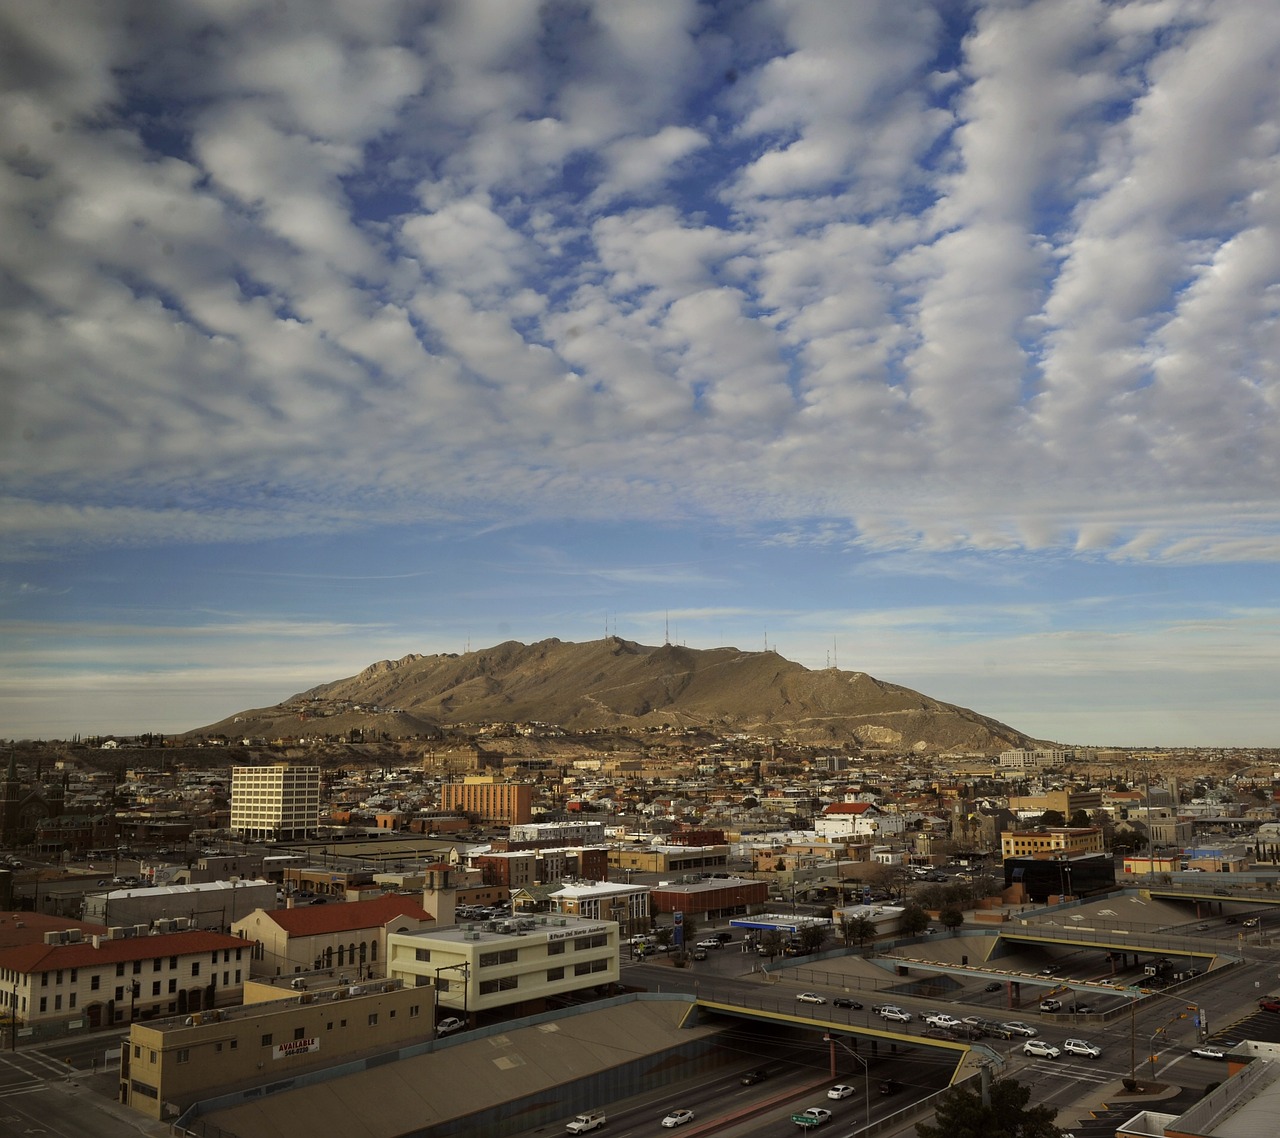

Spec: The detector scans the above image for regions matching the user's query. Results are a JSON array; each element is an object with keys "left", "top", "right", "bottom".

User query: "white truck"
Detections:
[{"left": 566, "top": 1110, "right": 606, "bottom": 1132}]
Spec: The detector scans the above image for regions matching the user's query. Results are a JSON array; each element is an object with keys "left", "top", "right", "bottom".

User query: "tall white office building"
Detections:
[{"left": 231, "top": 765, "right": 321, "bottom": 841}]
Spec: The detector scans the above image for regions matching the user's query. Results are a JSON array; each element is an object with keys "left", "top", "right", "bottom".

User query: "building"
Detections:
[
  {"left": 233, "top": 893, "right": 435, "bottom": 979},
  {"left": 550, "top": 882, "right": 649, "bottom": 938},
  {"left": 0, "top": 912, "right": 247, "bottom": 1037},
  {"left": 814, "top": 802, "right": 904, "bottom": 839},
  {"left": 1002, "top": 853, "right": 1115, "bottom": 902},
  {"left": 0, "top": 754, "right": 67, "bottom": 848},
  {"left": 230, "top": 765, "right": 320, "bottom": 841},
  {"left": 606, "top": 844, "right": 730, "bottom": 875},
  {"left": 648, "top": 876, "right": 768, "bottom": 922},
  {"left": 998, "top": 749, "right": 1074, "bottom": 769},
  {"left": 506, "top": 819, "right": 607, "bottom": 846},
  {"left": 386, "top": 913, "right": 620, "bottom": 1022},
  {"left": 83, "top": 879, "right": 276, "bottom": 933},
  {"left": 475, "top": 847, "right": 609, "bottom": 889},
  {"left": 440, "top": 775, "right": 533, "bottom": 826},
  {"left": 999, "top": 826, "right": 1105, "bottom": 860},
  {"left": 121, "top": 973, "right": 428, "bottom": 1121}
]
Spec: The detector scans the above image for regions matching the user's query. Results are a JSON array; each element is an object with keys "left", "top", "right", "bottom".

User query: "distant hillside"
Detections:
[{"left": 190, "top": 637, "right": 1045, "bottom": 754}]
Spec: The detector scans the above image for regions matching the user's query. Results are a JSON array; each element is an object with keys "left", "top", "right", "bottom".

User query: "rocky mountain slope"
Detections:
[{"left": 191, "top": 637, "right": 1046, "bottom": 754}]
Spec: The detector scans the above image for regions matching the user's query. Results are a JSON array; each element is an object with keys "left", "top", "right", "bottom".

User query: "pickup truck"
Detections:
[{"left": 565, "top": 1110, "right": 606, "bottom": 1132}]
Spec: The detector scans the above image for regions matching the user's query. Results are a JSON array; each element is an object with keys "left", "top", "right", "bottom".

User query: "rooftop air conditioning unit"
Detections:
[
  {"left": 466, "top": 932, "right": 481, "bottom": 940},
  {"left": 66, "top": 929, "right": 83, "bottom": 943}
]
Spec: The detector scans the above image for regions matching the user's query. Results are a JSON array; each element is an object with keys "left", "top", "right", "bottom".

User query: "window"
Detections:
[
  {"left": 70, "top": 968, "right": 77, "bottom": 982},
  {"left": 39, "top": 997, "right": 46, "bottom": 1012},
  {"left": 177, "top": 1049, "right": 190, "bottom": 1064},
  {"left": 152, "top": 982, "right": 161, "bottom": 997},
  {"left": 294, "top": 1027, "right": 305, "bottom": 1040},
  {"left": 573, "top": 934, "right": 608, "bottom": 951},
  {"left": 261, "top": 1034, "right": 272, "bottom": 1047},
  {"left": 574, "top": 959, "right": 608, "bottom": 977},
  {"left": 132, "top": 961, "right": 142, "bottom": 975},
  {"left": 367, "top": 1013, "right": 378, "bottom": 1026},
  {"left": 168, "top": 979, "right": 177, "bottom": 994},
  {"left": 409, "top": 1005, "right": 420, "bottom": 1018},
  {"left": 191, "top": 963, "right": 200, "bottom": 977},
  {"left": 547, "top": 941, "right": 566, "bottom": 956},
  {"left": 169, "top": 956, "right": 177, "bottom": 969},
  {"left": 415, "top": 948, "right": 431, "bottom": 962},
  {"left": 116, "top": 963, "right": 125, "bottom": 977},
  {"left": 91, "top": 975, "right": 100, "bottom": 990},
  {"left": 115, "top": 987, "right": 124, "bottom": 1002},
  {"left": 56, "top": 970, "right": 63, "bottom": 984},
  {"left": 479, "top": 976, "right": 518, "bottom": 994},
  {"left": 215, "top": 1042, "right": 223, "bottom": 1053},
  {"left": 41, "top": 974, "right": 48, "bottom": 988},
  {"left": 54, "top": 995, "right": 62, "bottom": 1010},
  {"left": 235, "top": 969, "right": 241, "bottom": 983},
  {"left": 153, "top": 958, "right": 161, "bottom": 972},
  {"left": 478, "top": 949, "right": 518, "bottom": 967},
  {"left": 547, "top": 967, "right": 564, "bottom": 981},
  {"left": 69, "top": 993, "right": 76, "bottom": 1009}
]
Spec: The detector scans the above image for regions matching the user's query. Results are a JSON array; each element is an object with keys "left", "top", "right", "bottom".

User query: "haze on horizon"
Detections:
[{"left": 2, "top": 1, "right": 1279, "bottom": 748}]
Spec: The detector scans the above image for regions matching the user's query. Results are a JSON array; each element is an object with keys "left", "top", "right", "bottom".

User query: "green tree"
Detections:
[
  {"left": 797, "top": 922, "right": 829, "bottom": 955},
  {"left": 842, "top": 914, "right": 877, "bottom": 949},
  {"left": 939, "top": 906, "right": 964, "bottom": 932},
  {"left": 1038, "top": 810, "right": 1066, "bottom": 827},
  {"left": 899, "top": 904, "right": 930, "bottom": 936},
  {"left": 1068, "top": 810, "right": 1093, "bottom": 828},
  {"left": 916, "top": 1076, "right": 1063, "bottom": 1138},
  {"left": 760, "top": 928, "right": 785, "bottom": 960}
]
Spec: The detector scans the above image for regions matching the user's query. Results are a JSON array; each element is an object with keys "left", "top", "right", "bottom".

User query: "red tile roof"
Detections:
[
  {"left": 822, "top": 802, "right": 873, "bottom": 814},
  {"left": 0, "top": 928, "right": 246, "bottom": 974},
  {"left": 256, "top": 894, "right": 433, "bottom": 936},
  {"left": 0, "top": 911, "right": 105, "bottom": 949}
]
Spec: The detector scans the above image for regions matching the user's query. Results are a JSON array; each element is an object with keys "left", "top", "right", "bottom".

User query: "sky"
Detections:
[{"left": 2, "top": 0, "right": 1279, "bottom": 748}]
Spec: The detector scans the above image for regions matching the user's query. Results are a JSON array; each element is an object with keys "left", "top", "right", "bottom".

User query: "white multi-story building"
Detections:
[
  {"left": 550, "top": 882, "right": 649, "bottom": 936},
  {"left": 230, "top": 765, "right": 320, "bottom": 841}
]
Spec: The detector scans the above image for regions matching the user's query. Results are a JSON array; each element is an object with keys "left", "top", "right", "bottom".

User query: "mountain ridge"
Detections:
[{"left": 189, "top": 636, "right": 1049, "bottom": 754}]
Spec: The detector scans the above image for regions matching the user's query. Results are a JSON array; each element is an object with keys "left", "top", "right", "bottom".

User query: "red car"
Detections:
[{"left": 1259, "top": 998, "right": 1280, "bottom": 1012}]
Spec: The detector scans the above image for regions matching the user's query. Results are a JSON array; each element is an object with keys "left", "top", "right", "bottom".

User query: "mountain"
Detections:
[{"left": 191, "top": 637, "right": 1045, "bottom": 754}]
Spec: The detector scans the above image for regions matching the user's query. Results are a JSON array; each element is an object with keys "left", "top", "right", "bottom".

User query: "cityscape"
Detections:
[{"left": 3, "top": 733, "right": 1280, "bottom": 1136}]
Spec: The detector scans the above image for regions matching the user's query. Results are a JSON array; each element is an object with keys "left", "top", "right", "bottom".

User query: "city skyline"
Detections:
[{"left": 3, "top": 2, "right": 1279, "bottom": 746}]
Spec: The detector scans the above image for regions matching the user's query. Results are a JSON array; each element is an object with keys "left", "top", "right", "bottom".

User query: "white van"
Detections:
[{"left": 565, "top": 1109, "right": 607, "bottom": 1132}]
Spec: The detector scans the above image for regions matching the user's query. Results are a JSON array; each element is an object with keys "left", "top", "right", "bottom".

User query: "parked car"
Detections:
[
  {"left": 828, "top": 1084, "right": 856, "bottom": 1099},
  {"left": 796, "top": 992, "right": 827, "bottom": 1005},
  {"left": 1023, "top": 1040, "right": 1061, "bottom": 1059},
  {"left": 1259, "top": 997, "right": 1280, "bottom": 1012},
  {"left": 741, "top": 1069, "right": 769, "bottom": 1085},
  {"left": 1191, "top": 1046, "right": 1226, "bottom": 1060},
  {"left": 833, "top": 997, "right": 862, "bottom": 1009},
  {"left": 436, "top": 1017, "right": 465, "bottom": 1035},
  {"left": 1002, "top": 1021, "right": 1038, "bottom": 1037},
  {"left": 1063, "top": 1039, "right": 1102, "bottom": 1059},
  {"left": 661, "top": 1109, "right": 695, "bottom": 1127}
]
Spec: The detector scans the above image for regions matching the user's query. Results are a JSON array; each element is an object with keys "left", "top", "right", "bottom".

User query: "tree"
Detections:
[
  {"left": 1038, "top": 810, "right": 1066, "bottom": 827},
  {"left": 916, "top": 1076, "right": 1063, "bottom": 1138},
  {"left": 797, "top": 921, "right": 829, "bottom": 955},
  {"left": 1068, "top": 810, "right": 1092, "bottom": 828},
  {"left": 899, "top": 904, "right": 931, "bottom": 936},
  {"left": 939, "top": 906, "right": 964, "bottom": 932},
  {"left": 760, "top": 928, "right": 785, "bottom": 960},
  {"left": 842, "top": 914, "right": 877, "bottom": 950}
]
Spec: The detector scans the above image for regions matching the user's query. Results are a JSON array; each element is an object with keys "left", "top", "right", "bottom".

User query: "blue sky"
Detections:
[{"left": 3, "top": 0, "right": 1279, "bottom": 746}]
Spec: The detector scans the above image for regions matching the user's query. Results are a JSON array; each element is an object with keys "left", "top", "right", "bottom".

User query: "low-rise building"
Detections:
[
  {"left": 386, "top": 913, "right": 620, "bottom": 1021},
  {"left": 649, "top": 875, "right": 767, "bottom": 922},
  {"left": 83, "top": 879, "right": 276, "bottom": 933},
  {"left": 233, "top": 893, "right": 434, "bottom": 979},
  {"left": 999, "top": 826, "right": 1105, "bottom": 859},
  {"left": 0, "top": 912, "right": 247, "bottom": 1037}
]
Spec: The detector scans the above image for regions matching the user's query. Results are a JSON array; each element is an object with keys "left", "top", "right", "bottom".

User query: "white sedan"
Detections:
[
  {"left": 1192, "top": 1046, "right": 1226, "bottom": 1060},
  {"left": 828, "top": 1084, "right": 857, "bottom": 1099},
  {"left": 662, "top": 1109, "right": 695, "bottom": 1127}
]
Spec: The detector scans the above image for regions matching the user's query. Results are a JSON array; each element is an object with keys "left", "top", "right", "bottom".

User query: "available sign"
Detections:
[{"left": 273, "top": 1037, "right": 319, "bottom": 1060}]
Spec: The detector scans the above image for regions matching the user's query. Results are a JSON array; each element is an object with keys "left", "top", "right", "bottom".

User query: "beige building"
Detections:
[
  {"left": 230, "top": 764, "right": 321, "bottom": 841},
  {"left": 1000, "top": 827, "right": 1105, "bottom": 860},
  {"left": 550, "top": 882, "right": 649, "bottom": 938},
  {"left": 386, "top": 913, "right": 619, "bottom": 1023},
  {"left": 0, "top": 916, "right": 247, "bottom": 1036},
  {"left": 233, "top": 894, "right": 435, "bottom": 979},
  {"left": 121, "top": 974, "right": 428, "bottom": 1121}
]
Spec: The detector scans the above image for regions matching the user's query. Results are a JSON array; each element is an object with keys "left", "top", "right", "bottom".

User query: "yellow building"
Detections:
[
  {"left": 386, "top": 913, "right": 619, "bottom": 1022},
  {"left": 999, "top": 826, "right": 1105, "bottom": 860}
]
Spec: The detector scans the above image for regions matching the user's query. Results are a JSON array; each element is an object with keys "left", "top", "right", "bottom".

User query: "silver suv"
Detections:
[{"left": 1063, "top": 1038, "right": 1101, "bottom": 1059}]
